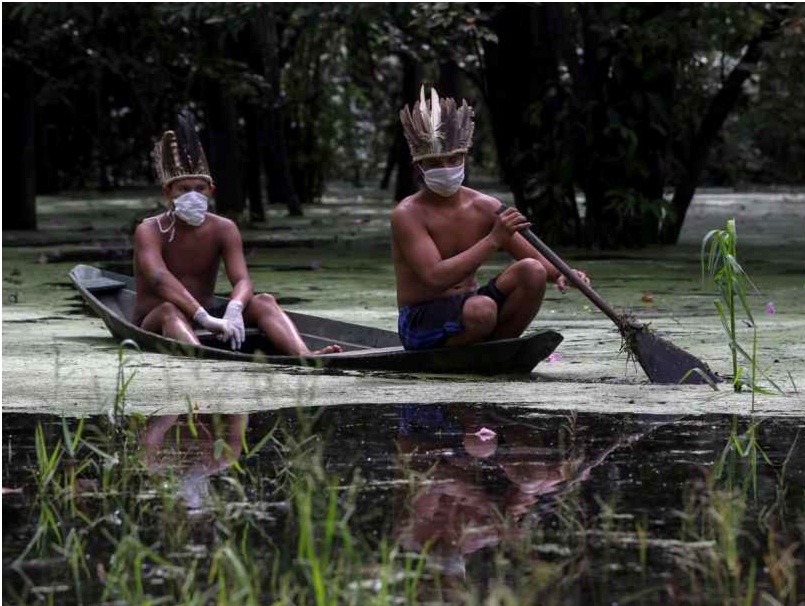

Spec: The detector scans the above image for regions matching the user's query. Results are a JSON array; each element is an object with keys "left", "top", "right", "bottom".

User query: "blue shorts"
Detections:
[{"left": 397, "top": 278, "right": 508, "bottom": 350}]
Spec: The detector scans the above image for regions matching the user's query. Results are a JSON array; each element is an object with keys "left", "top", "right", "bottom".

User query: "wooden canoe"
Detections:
[{"left": 69, "top": 264, "right": 563, "bottom": 375}]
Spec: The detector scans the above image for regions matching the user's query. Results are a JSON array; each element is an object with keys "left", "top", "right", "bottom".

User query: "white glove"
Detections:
[
  {"left": 221, "top": 300, "right": 245, "bottom": 350},
  {"left": 193, "top": 307, "right": 233, "bottom": 341}
]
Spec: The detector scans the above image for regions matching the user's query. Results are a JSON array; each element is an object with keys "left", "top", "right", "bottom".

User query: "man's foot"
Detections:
[{"left": 309, "top": 344, "right": 342, "bottom": 355}]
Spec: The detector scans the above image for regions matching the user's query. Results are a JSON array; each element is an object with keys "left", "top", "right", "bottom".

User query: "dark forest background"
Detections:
[{"left": 4, "top": 3, "right": 804, "bottom": 248}]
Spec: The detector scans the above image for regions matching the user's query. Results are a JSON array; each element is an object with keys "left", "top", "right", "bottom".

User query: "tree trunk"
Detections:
[
  {"left": 438, "top": 61, "right": 460, "bottom": 98},
  {"left": 205, "top": 79, "right": 245, "bottom": 219},
  {"left": 380, "top": 132, "right": 396, "bottom": 190},
  {"left": 243, "top": 105, "right": 265, "bottom": 222},
  {"left": 3, "top": 59, "right": 37, "bottom": 230},
  {"left": 483, "top": 4, "right": 579, "bottom": 245},
  {"left": 573, "top": 5, "right": 678, "bottom": 248},
  {"left": 36, "top": 123, "right": 61, "bottom": 195},
  {"left": 93, "top": 65, "right": 113, "bottom": 191},
  {"left": 438, "top": 61, "right": 475, "bottom": 186},
  {"left": 393, "top": 54, "right": 421, "bottom": 203},
  {"left": 254, "top": 4, "right": 302, "bottom": 216},
  {"left": 662, "top": 9, "right": 789, "bottom": 244}
]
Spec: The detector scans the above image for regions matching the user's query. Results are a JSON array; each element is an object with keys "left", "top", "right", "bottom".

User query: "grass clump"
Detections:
[
  {"left": 6, "top": 366, "right": 429, "bottom": 605},
  {"left": 701, "top": 219, "right": 783, "bottom": 402}
]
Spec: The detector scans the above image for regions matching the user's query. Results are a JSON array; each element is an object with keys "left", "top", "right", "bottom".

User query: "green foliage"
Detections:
[
  {"left": 709, "top": 15, "right": 805, "bottom": 185},
  {"left": 4, "top": 2, "right": 802, "bottom": 240},
  {"left": 477, "top": 3, "right": 800, "bottom": 246},
  {"left": 701, "top": 219, "right": 783, "bottom": 401},
  {"left": 10, "top": 402, "right": 432, "bottom": 605}
]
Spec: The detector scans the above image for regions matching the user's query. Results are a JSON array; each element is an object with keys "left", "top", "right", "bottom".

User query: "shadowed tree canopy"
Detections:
[
  {"left": 477, "top": 3, "right": 799, "bottom": 247},
  {"left": 3, "top": 2, "right": 802, "bottom": 249}
]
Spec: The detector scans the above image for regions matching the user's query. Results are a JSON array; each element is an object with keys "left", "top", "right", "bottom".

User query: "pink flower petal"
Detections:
[
  {"left": 765, "top": 302, "right": 776, "bottom": 315},
  {"left": 473, "top": 427, "right": 497, "bottom": 441},
  {"left": 547, "top": 352, "right": 562, "bottom": 363}
]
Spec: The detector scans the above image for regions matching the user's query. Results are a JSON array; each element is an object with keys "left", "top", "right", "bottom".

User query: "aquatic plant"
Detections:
[
  {"left": 34, "top": 421, "right": 62, "bottom": 495},
  {"left": 112, "top": 339, "right": 140, "bottom": 421},
  {"left": 8, "top": 400, "right": 437, "bottom": 606},
  {"left": 671, "top": 415, "right": 805, "bottom": 606},
  {"left": 701, "top": 219, "right": 783, "bottom": 402},
  {"left": 6, "top": 394, "right": 803, "bottom": 606}
]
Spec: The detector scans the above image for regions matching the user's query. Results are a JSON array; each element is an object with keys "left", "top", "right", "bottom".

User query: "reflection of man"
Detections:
[
  {"left": 141, "top": 413, "right": 247, "bottom": 510},
  {"left": 133, "top": 109, "right": 340, "bottom": 356},
  {"left": 394, "top": 405, "right": 613, "bottom": 587}
]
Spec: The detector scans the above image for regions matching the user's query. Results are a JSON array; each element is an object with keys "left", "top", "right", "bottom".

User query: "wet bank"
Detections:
[{"left": 3, "top": 405, "right": 803, "bottom": 604}]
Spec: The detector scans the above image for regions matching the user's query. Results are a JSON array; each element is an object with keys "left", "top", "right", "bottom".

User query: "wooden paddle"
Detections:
[{"left": 499, "top": 205, "right": 720, "bottom": 384}]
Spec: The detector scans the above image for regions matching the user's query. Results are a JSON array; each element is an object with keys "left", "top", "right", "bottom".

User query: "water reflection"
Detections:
[
  {"left": 2, "top": 406, "right": 803, "bottom": 605},
  {"left": 392, "top": 404, "right": 639, "bottom": 587},
  {"left": 141, "top": 413, "right": 248, "bottom": 511}
]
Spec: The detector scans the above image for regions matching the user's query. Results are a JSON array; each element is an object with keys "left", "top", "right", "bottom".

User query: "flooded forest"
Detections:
[{"left": 3, "top": 4, "right": 804, "bottom": 605}]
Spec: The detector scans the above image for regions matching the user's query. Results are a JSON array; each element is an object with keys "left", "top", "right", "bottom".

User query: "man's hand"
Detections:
[
  {"left": 221, "top": 300, "right": 246, "bottom": 350},
  {"left": 556, "top": 269, "right": 591, "bottom": 293},
  {"left": 193, "top": 307, "right": 234, "bottom": 341},
  {"left": 490, "top": 207, "right": 531, "bottom": 249}
]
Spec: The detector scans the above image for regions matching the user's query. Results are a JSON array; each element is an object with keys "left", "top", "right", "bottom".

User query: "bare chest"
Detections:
[
  {"left": 161, "top": 229, "right": 221, "bottom": 278},
  {"left": 424, "top": 207, "right": 492, "bottom": 258}
]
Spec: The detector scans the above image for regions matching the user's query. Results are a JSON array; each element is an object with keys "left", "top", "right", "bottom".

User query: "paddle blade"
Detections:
[{"left": 630, "top": 329, "right": 721, "bottom": 385}]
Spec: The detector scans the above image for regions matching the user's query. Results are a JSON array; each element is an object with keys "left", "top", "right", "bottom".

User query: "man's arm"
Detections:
[
  {"left": 219, "top": 220, "right": 253, "bottom": 306},
  {"left": 502, "top": 224, "right": 591, "bottom": 292},
  {"left": 391, "top": 205, "right": 526, "bottom": 290},
  {"left": 134, "top": 222, "right": 204, "bottom": 318},
  {"left": 216, "top": 220, "right": 253, "bottom": 350}
]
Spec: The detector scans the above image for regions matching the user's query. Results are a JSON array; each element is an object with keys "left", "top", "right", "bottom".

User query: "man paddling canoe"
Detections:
[
  {"left": 392, "top": 86, "right": 589, "bottom": 350},
  {"left": 133, "top": 110, "right": 340, "bottom": 355}
]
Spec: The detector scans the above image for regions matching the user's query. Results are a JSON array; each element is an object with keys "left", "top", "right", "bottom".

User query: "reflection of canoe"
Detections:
[{"left": 69, "top": 264, "right": 563, "bottom": 375}]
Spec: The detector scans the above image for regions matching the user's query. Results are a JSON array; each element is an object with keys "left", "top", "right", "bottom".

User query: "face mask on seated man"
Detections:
[
  {"left": 420, "top": 162, "right": 465, "bottom": 197},
  {"left": 173, "top": 191, "right": 209, "bottom": 226}
]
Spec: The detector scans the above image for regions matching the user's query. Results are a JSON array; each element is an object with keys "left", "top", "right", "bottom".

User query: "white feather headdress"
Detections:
[{"left": 399, "top": 85, "right": 475, "bottom": 162}]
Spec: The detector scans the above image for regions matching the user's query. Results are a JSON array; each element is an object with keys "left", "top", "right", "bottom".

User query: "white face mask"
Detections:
[
  {"left": 421, "top": 164, "right": 465, "bottom": 197},
  {"left": 173, "top": 191, "right": 208, "bottom": 226}
]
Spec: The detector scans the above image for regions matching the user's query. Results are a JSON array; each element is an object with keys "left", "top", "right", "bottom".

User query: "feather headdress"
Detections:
[
  {"left": 152, "top": 109, "right": 213, "bottom": 187},
  {"left": 399, "top": 85, "right": 475, "bottom": 162}
]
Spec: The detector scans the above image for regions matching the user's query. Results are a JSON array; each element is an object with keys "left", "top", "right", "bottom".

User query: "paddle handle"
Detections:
[
  {"left": 520, "top": 229, "right": 626, "bottom": 327},
  {"left": 498, "top": 205, "right": 627, "bottom": 328}
]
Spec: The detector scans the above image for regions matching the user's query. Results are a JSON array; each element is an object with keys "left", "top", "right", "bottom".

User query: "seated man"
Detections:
[
  {"left": 392, "top": 86, "right": 589, "bottom": 350},
  {"left": 133, "top": 110, "right": 340, "bottom": 355}
]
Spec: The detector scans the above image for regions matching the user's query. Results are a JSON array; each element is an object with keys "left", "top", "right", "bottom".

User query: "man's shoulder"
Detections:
[
  {"left": 205, "top": 212, "right": 241, "bottom": 233},
  {"left": 462, "top": 187, "right": 501, "bottom": 210},
  {"left": 397, "top": 189, "right": 428, "bottom": 207},
  {"left": 135, "top": 214, "right": 161, "bottom": 238},
  {"left": 392, "top": 193, "right": 426, "bottom": 219},
  {"left": 139, "top": 211, "right": 164, "bottom": 224}
]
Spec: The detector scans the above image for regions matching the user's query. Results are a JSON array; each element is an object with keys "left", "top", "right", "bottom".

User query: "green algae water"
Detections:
[
  {"left": 3, "top": 187, "right": 805, "bottom": 603},
  {"left": 3, "top": 405, "right": 803, "bottom": 605}
]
